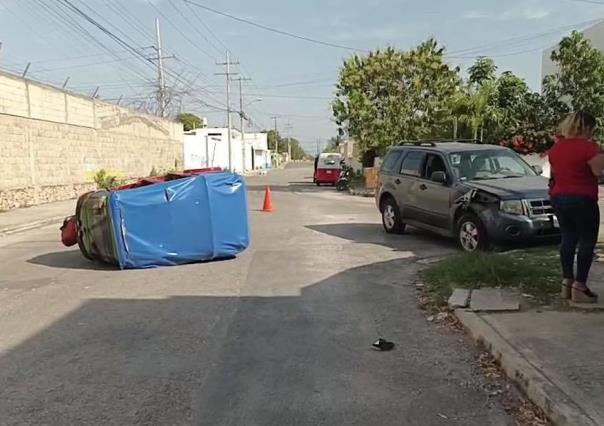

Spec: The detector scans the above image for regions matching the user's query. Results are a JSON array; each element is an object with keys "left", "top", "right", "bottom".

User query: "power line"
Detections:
[
  {"left": 184, "top": 0, "right": 368, "bottom": 52},
  {"left": 103, "top": 0, "right": 157, "bottom": 45},
  {"left": 445, "top": 18, "right": 602, "bottom": 57},
  {"left": 447, "top": 45, "right": 548, "bottom": 59},
  {"left": 177, "top": 0, "right": 270, "bottom": 128},
  {"left": 183, "top": 0, "right": 230, "bottom": 53},
  {"left": 36, "top": 0, "right": 153, "bottom": 84},
  {"left": 203, "top": 92, "right": 333, "bottom": 100},
  {"left": 168, "top": 0, "right": 224, "bottom": 57},
  {"left": 27, "top": 56, "right": 143, "bottom": 74},
  {"left": 146, "top": 0, "right": 218, "bottom": 62}
]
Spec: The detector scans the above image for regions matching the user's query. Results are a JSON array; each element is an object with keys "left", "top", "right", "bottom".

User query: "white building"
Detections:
[
  {"left": 244, "top": 132, "right": 271, "bottom": 170},
  {"left": 542, "top": 20, "right": 604, "bottom": 85},
  {"left": 183, "top": 127, "right": 271, "bottom": 173}
]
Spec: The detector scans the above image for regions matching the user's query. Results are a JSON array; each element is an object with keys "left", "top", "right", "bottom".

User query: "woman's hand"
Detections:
[{"left": 588, "top": 153, "right": 604, "bottom": 177}]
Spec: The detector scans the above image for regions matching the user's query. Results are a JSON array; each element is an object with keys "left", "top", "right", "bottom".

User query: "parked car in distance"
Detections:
[{"left": 376, "top": 141, "right": 559, "bottom": 251}]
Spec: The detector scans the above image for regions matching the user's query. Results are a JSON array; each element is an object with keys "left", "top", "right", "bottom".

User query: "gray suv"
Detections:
[{"left": 376, "top": 142, "right": 559, "bottom": 251}]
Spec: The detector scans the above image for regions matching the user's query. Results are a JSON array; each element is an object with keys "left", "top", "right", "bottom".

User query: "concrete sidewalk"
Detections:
[
  {"left": 0, "top": 199, "right": 75, "bottom": 236},
  {"left": 456, "top": 262, "right": 604, "bottom": 426}
]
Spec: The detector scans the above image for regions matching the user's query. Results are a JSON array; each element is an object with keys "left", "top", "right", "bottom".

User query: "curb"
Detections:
[
  {"left": 455, "top": 309, "right": 599, "bottom": 426},
  {"left": 0, "top": 216, "right": 65, "bottom": 237}
]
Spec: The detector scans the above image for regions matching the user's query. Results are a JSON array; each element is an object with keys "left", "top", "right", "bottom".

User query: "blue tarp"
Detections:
[{"left": 108, "top": 172, "right": 249, "bottom": 269}]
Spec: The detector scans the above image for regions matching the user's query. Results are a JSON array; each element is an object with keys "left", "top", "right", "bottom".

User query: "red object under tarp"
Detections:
[
  {"left": 113, "top": 167, "right": 222, "bottom": 191},
  {"left": 60, "top": 216, "right": 78, "bottom": 247}
]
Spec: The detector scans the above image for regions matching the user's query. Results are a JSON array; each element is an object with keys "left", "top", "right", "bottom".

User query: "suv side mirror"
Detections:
[
  {"left": 431, "top": 171, "right": 447, "bottom": 184},
  {"left": 531, "top": 165, "right": 543, "bottom": 175}
]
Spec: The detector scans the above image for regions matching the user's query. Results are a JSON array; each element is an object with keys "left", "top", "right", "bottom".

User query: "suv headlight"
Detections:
[{"left": 500, "top": 200, "right": 524, "bottom": 215}]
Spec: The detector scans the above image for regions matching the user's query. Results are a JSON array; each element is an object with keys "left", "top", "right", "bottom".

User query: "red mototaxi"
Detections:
[
  {"left": 60, "top": 167, "right": 223, "bottom": 247},
  {"left": 313, "top": 153, "right": 342, "bottom": 186}
]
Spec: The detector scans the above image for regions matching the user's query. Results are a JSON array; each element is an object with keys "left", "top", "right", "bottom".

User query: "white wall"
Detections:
[
  {"left": 0, "top": 70, "right": 183, "bottom": 209},
  {"left": 184, "top": 128, "right": 269, "bottom": 172}
]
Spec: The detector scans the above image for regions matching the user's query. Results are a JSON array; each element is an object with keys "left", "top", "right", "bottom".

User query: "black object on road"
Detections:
[{"left": 372, "top": 338, "right": 395, "bottom": 351}]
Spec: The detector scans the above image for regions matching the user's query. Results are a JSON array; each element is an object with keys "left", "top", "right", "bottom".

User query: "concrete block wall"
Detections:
[{"left": 0, "top": 71, "right": 183, "bottom": 210}]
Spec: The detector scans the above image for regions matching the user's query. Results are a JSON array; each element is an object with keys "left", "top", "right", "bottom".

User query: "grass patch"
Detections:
[{"left": 421, "top": 247, "right": 561, "bottom": 307}]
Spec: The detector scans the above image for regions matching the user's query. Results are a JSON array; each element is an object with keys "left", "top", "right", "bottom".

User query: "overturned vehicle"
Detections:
[{"left": 61, "top": 168, "right": 249, "bottom": 269}]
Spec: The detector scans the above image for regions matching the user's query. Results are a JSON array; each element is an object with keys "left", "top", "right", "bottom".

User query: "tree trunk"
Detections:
[
  {"left": 473, "top": 127, "right": 478, "bottom": 141},
  {"left": 480, "top": 127, "right": 484, "bottom": 142}
]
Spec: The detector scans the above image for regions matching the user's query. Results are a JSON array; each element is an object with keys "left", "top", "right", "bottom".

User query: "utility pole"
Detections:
[
  {"left": 216, "top": 51, "right": 239, "bottom": 171},
  {"left": 155, "top": 17, "right": 166, "bottom": 118},
  {"left": 316, "top": 138, "right": 321, "bottom": 156},
  {"left": 236, "top": 77, "right": 251, "bottom": 172},
  {"left": 453, "top": 116, "right": 458, "bottom": 140},
  {"left": 271, "top": 116, "right": 279, "bottom": 166},
  {"left": 22, "top": 62, "right": 31, "bottom": 78},
  {"left": 284, "top": 122, "right": 293, "bottom": 162}
]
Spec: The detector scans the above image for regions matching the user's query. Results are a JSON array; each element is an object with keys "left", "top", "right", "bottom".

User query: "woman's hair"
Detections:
[{"left": 559, "top": 111, "right": 597, "bottom": 138}]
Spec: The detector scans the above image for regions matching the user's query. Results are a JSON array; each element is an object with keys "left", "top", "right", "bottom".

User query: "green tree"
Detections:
[
  {"left": 265, "top": 129, "right": 286, "bottom": 153},
  {"left": 543, "top": 31, "right": 604, "bottom": 119},
  {"left": 333, "top": 39, "right": 461, "bottom": 155},
  {"left": 468, "top": 57, "right": 497, "bottom": 87},
  {"left": 287, "top": 137, "right": 310, "bottom": 160},
  {"left": 176, "top": 112, "right": 204, "bottom": 131},
  {"left": 323, "top": 136, "right": 340, "bottom": 153},
  {"left": 264, "top": 130, "right": 309, "bottom": 160},
  {"left": 453, "top": 80, "right": 501, "bottom": 142}
]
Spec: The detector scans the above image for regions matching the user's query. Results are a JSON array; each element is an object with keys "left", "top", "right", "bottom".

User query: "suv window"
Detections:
[
  {"left": 448, "top": 149, "right": 535, "bottom": 181},
  {"left": 423, "top": 154, "right": 447, "bottom": 180},
  {"left": 381, "top": 150, "right": 403, "bottom": 173},
  {"left": 400, "top": 151, "right": 425, "bottom": 177}
]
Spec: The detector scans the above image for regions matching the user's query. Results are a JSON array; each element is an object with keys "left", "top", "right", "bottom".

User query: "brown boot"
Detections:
[
  {"left": 561, "top": 280, "right": 573, "bottom": 299},
  {"left": 571, "top": 284, "right": 599, "bottom": 304}
]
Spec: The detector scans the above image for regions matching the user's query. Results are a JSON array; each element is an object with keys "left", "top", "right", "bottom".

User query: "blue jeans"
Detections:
[{"left": 551, "top": 195, "right": 600, "bottom": 283}]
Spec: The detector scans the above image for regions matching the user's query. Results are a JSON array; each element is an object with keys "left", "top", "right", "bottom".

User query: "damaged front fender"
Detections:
[{"left": 454, "top": 187, "right": 500, "bottom": 212}]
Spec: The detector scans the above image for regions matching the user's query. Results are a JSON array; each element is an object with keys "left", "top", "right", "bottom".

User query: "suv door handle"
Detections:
[
  {"left": 419, "top": 184, "right": 428, "bottom": 191},
  {"left": 395, "top": 178, "right": 401, "bottom": 185}
]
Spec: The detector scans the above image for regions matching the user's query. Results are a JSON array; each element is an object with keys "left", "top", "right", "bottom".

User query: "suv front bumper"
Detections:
[{"left": 481, "top": 211, "right": 560, "bottom": 242}]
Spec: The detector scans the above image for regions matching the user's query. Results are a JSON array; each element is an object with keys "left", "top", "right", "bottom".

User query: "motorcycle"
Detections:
[{"left": 336, "top": 162, "right": 353, "bottom": 192}]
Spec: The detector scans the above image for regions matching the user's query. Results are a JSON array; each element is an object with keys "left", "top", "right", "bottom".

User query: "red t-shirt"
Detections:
[{"left": 548, "top": 138, "right": 600, "bottom": 199}]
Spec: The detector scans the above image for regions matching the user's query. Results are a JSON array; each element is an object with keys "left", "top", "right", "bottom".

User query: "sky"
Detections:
[{"left": 1, "top": 0, "right": 603, "bottom": 153}]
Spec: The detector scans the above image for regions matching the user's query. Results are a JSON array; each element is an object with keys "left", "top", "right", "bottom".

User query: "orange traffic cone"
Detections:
[{"left": 262, "top": 186, "right": 274, "bottom": 212}]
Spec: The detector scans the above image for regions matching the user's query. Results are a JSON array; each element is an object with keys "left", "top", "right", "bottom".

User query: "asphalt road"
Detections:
[{"left": 0, "top": 165, "right": 512, "bottom": 425}]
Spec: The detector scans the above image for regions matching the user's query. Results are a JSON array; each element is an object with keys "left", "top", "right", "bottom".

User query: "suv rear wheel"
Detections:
[
  {"left": 457, "top": 213, "right": 489, "bottom": 252},
  {"left": 381, "top": 197, "right": 405, "bottom": 234}
]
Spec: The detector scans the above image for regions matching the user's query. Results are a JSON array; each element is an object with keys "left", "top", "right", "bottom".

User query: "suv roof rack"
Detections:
[
  {"left": 398, "top": 139, "right": 482, "bottom": 146},
  {"left": 399, "top": 141, "right": 437, "bottom": 147}
]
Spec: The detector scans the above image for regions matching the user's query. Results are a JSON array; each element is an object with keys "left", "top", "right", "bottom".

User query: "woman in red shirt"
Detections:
[{"left": 549, "top": 112, "right": 604, "bottom": 303}]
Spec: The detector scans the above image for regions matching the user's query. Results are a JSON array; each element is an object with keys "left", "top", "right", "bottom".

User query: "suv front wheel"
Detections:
[
  {"left": 381, "top": 198, "right": 405, "bottom": 234},
  {"left": 457, "top": 213, "right": 489, "bottom": 252}
]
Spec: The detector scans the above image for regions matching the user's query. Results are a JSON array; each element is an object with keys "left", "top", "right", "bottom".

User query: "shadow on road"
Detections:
[
  {"left": 27, "top": 250, "right": 117, "bottom": 271},
  {"left": 0, "top": 258, "right": 504, "bottom": 425},
  {"left": 306, "top": 223, "right": 456, "bottom": 254},
  {"left": 247, "top": 182, "right": 332, "bottom": 193},
  {"left": 27, "top": 250, "right": 238, "bottom": 270}
]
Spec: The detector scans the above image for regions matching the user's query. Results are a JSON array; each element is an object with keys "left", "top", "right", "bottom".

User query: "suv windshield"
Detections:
[{"left": 448, "top": 149, "right": 536, "bottom": 181}]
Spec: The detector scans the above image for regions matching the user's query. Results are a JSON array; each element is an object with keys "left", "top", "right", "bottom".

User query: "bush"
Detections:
[
  {"left": 93, "top": 169, "right": 122, "bottom": 190},
  {"left": 499, "top": 133, "right": 554, "bottom": 155}
]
